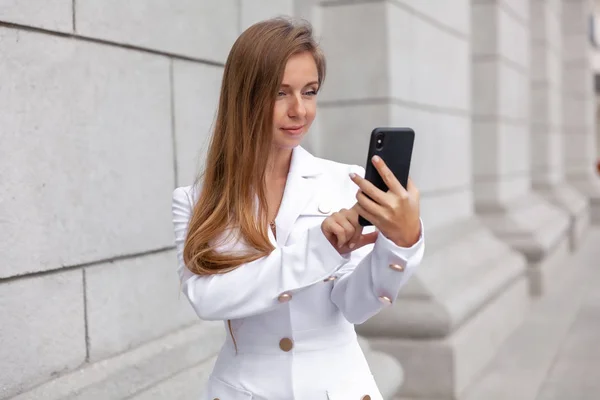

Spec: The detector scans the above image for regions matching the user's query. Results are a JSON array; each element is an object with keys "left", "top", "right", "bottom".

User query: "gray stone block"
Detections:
[
  {"left": 0, "top": 270, "right": 85, "bottom": 398},
  {"left": 0, "top": 28, "right": 174, "bottom": 279},
  {"left": 395, "top": 0, "right": 470, "bottom": 36},
  {"left": 240, "top": 0, "right": 294, "bottom": 32},
  {"left": 498, "top": 6, "right": 530, "bottom": 69},
  {"left": 529, "top": 0, "right": 565, "bottom": 192},
  {"left": 503, "top": 0, "right": 530, "bottom": 22},
  {"left": 472, "top": 3, "right": 498, "bottom": 55},
  {"left": 319, "top": 1, "right": 469, "bottom": 111},
  {"left": 0, "top": 0, "right": 72, "bottom": 32},
  {"left": 85, "top": 250, "right": 197, "bottom": 362},
  {"left": 172, "top": 60, "right": 223, "bottom": 187},
  {"left": 318, "top": 2, "right": 388, "bottom": 102},
  {"left": 75, "top": 0, "right": 238, "bottom": 62}
]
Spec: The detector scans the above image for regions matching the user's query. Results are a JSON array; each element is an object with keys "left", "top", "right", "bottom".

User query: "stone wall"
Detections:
[
  {"left": 0, "top": 2, "right": 290, "bottom": 398},
  {"left": 1, "top": 1, "right": 599, "bottom": 399}
]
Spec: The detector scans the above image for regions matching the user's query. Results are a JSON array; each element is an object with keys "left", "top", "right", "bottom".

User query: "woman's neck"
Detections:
[{"left": 266, "top": 146, "right": 293, "bottom": 181}]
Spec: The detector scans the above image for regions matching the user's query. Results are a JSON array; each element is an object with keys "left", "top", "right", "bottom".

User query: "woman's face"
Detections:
[{"left": 272, "top": 52, "right": 319, "bottom": 150}]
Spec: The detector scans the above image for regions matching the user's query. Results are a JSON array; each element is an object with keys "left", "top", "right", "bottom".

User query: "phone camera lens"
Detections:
[{"left": 375, "top": 133, "right": 384, "bottom": 150}]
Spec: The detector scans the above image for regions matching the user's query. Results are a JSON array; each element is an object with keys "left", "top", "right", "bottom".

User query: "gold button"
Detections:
[
  {"left": 361, "top": 395, "right": 371, "bottom": 400},
  {"left": 279, "top": 337, "right": 293, "bottom": 352},
  {"left": 378, "top": 296, "right": 392, "bottom": 305},
  {"left": 323, "top": 276, "right": 337, "bottom": 282},
  {"left": 278, "top": 292, "right": 292, "bottom": 302},
  {"left": 389, "top": 263, "right": 405, "bottom": 272}
]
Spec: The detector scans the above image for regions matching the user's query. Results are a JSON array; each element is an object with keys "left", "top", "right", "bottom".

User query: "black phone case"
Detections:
[{"left": 358, "top": 127, "right": 415, "bottom": 227}]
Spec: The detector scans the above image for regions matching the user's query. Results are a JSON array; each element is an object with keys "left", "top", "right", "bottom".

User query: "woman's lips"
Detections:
[{"left": 281, "top": 126, "right": 304, "bottom": 135}]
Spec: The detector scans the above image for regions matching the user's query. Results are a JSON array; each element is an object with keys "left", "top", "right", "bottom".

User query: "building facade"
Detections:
[{"left": 1, "top": 0, "right": 599, "bottom": 399}]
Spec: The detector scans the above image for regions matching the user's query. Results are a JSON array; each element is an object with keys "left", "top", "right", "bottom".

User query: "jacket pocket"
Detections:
[{"left": 205, "top": 377, "right": 253, "bottom": 400}]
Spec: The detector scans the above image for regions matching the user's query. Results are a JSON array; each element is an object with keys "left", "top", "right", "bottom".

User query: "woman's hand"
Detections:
[
  {"left": 350, "top": 156, "right": 421, "bottom": 248},
  {"left": 321, "top": 207, "right": 378, "bottom": 255}
]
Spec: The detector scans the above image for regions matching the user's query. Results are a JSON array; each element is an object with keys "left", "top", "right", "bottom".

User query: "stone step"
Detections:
[{"left": 10, "top": 322, "right": 223, "bottom": 400}]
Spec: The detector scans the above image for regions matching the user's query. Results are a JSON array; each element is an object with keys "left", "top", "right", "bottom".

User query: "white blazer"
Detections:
[{"left": 172, "top": 146, "right": 424, "bottom": 400}]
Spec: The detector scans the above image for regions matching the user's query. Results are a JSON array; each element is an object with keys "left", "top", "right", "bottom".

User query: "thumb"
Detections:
[{"left": 354, "top": 231, "right": 378, "bottom": 250}]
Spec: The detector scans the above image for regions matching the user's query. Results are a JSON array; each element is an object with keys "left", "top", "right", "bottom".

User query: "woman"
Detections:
[{"left": 172, "top": 17, "right": 424, "bottom": 400}]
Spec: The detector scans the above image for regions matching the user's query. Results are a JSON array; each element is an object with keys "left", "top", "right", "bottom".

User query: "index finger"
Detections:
[
  {"left": 344, "top": 207, "right": 363, "bottom": 247},
  {"left": 372, "top": 156, "right": 406, "bottom": 195}
]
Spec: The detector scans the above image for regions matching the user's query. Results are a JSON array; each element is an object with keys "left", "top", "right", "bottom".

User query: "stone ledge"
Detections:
[
  {"left": 475, "top": 192, "right": 572, "bottom": 297},
  {"left": 569, "top": 176, "right": 600, "bottom": 225},
  {"left": 373, "top": 277, "right": 530, "bottom": 399},
  {"left": 476, "top": 193, "right": 570, "bottom": 263},
  {"left": 357, "top": 217, "right": 530, "bottom": 398},
  {"left": 534, "top": 183, "right": 590, "bottom": 250},
  {"left": 527, "top": 236, "right": 570, "bottom": 296},
  {"left": 10, "top": 322, "right": 223, "bottom": 400}
]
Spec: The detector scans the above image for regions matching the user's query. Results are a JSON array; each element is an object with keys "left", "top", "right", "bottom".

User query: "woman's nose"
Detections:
[{"left": 289, "top": 95, "right": 307, "bottom": 118}]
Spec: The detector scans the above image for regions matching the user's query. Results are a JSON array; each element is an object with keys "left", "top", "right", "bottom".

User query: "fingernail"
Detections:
[
  {"left": 349, "top": 172, "right": 356, "bottom": 179},
  {"left": 349, "top": 243, "right": 356, "bottom": 249},
  {"left": 372, "top": 155, "right": 380, "bottom": 163}
]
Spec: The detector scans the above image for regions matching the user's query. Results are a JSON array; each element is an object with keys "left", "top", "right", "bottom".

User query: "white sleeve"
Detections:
[
  {"left": 172, "top": 187, "right": 351, "bottom": 321},
  {"left": 328, "top": 163, "right": 425, "bottom": 325},
  {"left": 329, "top": 220, "right": 424, "bottom": 324}
]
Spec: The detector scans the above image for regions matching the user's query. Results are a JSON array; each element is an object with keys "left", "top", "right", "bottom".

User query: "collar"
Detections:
[{"left": 289, "top": 145, "right": 322, "bottom": 178}]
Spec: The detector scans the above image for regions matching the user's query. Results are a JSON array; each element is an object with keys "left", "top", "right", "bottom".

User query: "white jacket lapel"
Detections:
[{"left": 274, "top": 146, "right": 322, "bottom": 245}]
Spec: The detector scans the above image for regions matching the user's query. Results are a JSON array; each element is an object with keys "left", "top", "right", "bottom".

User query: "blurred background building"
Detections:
[{"left": 1, "top": 0, "right": 600, "bottom": 399}]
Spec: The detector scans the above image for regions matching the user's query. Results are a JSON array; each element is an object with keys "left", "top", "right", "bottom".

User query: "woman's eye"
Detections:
[
  {"left": 278, "top": 91, "right": 286, "bottom": 97},
  {"left": 304, "top": 90, "right": 318, "bottom": 96}
]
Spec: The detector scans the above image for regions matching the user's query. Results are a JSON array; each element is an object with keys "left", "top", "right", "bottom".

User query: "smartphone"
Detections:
[{"left": 358, "top": 127, "right": 415, "bottom": 227}]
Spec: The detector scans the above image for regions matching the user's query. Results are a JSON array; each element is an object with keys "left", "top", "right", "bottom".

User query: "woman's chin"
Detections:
[{"left": 273, "top": 133, "right": 305, "bottom": 149}]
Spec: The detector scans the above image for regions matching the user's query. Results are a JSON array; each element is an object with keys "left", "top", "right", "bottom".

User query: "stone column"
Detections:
[
  {"left": 530, "top": 0, "right": 590, "bottom": 250},
  {"left": 315, "top": 1, "right": 529, "bottom": 398},
  {"left": 471, "top": 0, "right": 571, "bottom": 296},
  {"left": 562, "top": 0, "right": 600, "bottom": 223}
]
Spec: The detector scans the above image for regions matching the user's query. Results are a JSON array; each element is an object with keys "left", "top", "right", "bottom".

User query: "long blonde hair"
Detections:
[{"left": 183, "top": 18, "right": 326, "bottom": 276}]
